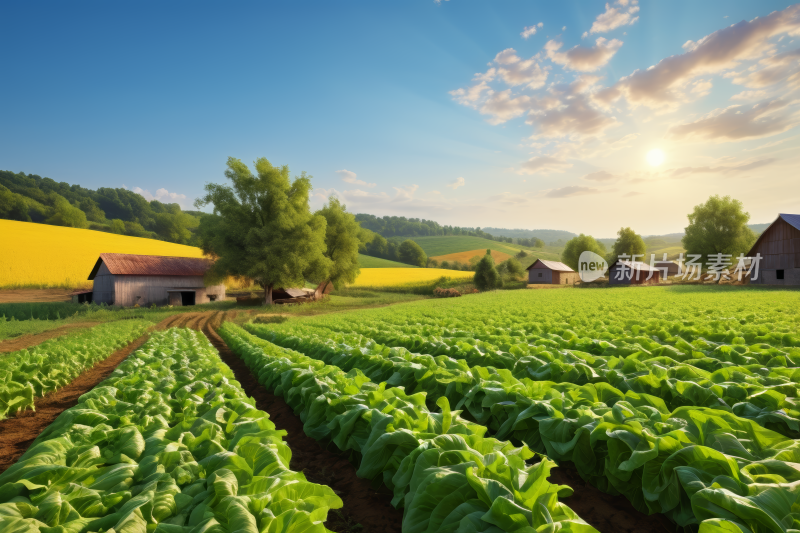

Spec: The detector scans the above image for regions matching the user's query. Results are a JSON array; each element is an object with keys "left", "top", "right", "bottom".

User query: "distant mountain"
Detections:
[{"left": 480, "top": 227, "right": 577, "bottom": 243}]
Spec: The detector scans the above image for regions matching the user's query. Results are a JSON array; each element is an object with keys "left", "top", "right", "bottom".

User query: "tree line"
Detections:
[
  {"left": 558, "top": 195, "right": 758, "bottom": 271},
  {"left": 0, "top": 170, "right": 205, "bottom": 245}
]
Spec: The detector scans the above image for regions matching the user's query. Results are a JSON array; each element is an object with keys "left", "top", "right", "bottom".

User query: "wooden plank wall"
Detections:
[
  {"left": 752, "top": 218, "right": 800, "bottom": 270},
  {"left": 528, "top": 268, "right": 553, "bottom": 284},
  {"left": 92, "top": 263, "right": 115, "bottom": 304},
  {"left": 113, "top": 275, "right": 226, "bottom": 306}
]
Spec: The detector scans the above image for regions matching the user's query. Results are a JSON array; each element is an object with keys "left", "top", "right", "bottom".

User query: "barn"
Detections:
[
  {"left": 526, "top": 259, "right": 579, "bottom": 285},
  {"left": 747, "top": 213, "right": 800, "bottom": 285},
  {"left": 654, "top": 260, "right": 682, "bottom": 279},
  {"left": 88, "top": 253, "right": 226, "bottom": 306},
  {"left": 608, "top": 260, "right": 661, "bottom": 285}
]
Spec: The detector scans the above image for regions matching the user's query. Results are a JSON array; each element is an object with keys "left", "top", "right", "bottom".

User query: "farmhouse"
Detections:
[
  {"left": 88, "top": 253, "right": 226, "bottom": 306},
  {"left": 608, "top": 260, "right": 661, "bottom": 285},
  {"left": 526, "top": 259, "right": 579, "bottom": 285},
  {"left": 747, "top": 213, "right": 800, "bottom": 285},
  {"left": 654, "top": 260, "right": 682, "bottom": 279}
]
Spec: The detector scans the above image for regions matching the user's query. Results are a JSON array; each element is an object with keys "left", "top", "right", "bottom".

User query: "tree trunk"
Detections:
[{"left": 265, "top": 284, "right": 274, "bottom": 305}]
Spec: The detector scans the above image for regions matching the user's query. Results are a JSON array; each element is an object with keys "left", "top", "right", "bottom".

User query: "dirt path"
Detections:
[
  {"left": 0, "top": 312, "right": 195, "bottom": 474},
  {"left": 198, "top": 312, "right": 404, "bottom": 533},
  {"left": 0, "top": 333, "right": 151, "bottom": 474},
  {"left": 0, "top": 322, "right": 102, "bottom": 353},
  {"left": 0, "top": 289, "right": 76, "bottom": 303}
]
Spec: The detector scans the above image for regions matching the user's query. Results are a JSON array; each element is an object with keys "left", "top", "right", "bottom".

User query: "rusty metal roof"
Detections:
[
  {"left": 526, "top": 259, "right": 575, "bottom": 272},
  {"left": 88, "top": 253, "right": 212, "bottom": 280}
]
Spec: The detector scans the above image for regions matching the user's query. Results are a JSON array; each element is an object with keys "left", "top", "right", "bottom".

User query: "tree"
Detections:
[
  {"left": 515, "top": 250, "right": 529, "bottom": 260},
  {"left": 474, "top": 250, "right": 503, "bottom": 291},
  {"left": 532, "top": 237, "right": 545, "bottom": 248},
  {"left": 609, "top": 227, "right": 647, "bottom": 263},
  {"left": 683, "top": 195, "right": 757, "bottom": 264},
  {"left": 195, "top": 157, "right": 331, "bottom": 305},
  {"left": 109, "top": 219, "right": 126, "bottom": 234},
  {"left": 366, "top": 234, "right": 389, "bottom": 258},
  {"left": 440, "top": 260, "right": 450, "bottom": 269},
  {"left": 45, "top": 194, "right": 89, "bottom": 228},
  {"left": 427, "top": 258, "right": 439, "bottom": 268},
  {"left": 498, "top": 257, "right": 524, "bottom": 280},
  {"left": 316, "top": 197, "right": 361, "bottom": 289},
  {"left": 398, "top": 239, "right": 427, "bottom": 267},
  {"left": 561, "top": 234, "right": 606, "bottom": 271}
]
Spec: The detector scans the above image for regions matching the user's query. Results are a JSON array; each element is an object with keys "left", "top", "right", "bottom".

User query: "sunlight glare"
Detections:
[{"left": 646, "top": 149, "right": 665, "bottom": 167}]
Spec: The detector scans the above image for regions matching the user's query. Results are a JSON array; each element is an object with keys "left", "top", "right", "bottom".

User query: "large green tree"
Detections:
[
  {"left": 682, "top": 195, "right": 757, "bottom": 264},
  {"left": 561, "top": 234, "right": 606, "bottom": 271},
  {"left": 195, "top": 157, "right": 331, "bottom": 304},
  {"left": 474, "top": 250, "right": 503, "bottom": 290},
  {"left": 316, "top": 196, "right": 361, "bottom": 290},
  {"left": 609, "top": 227, "right": 647, "bottom": 263},
  {"left": 398, "top": 239, "right": 427, "bottom": 267}
]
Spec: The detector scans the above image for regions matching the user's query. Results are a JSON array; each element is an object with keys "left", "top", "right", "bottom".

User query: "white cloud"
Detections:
[
  {"left": 480, "top": 90, "right": 531, "bottom": 124},
  {"left": 668, "top": 158, "right": 777, "bottom": 177},
  {"left": 518, "top": 156, "right": 573, "bottom": 175},
  {"left": 608, "top": 4, "right": 800, "bottom": 110},
  {"left": 544, "top": 185, "right": 604, "bottom": 198},
  {"left": 494, "top": 49, "right": 549, "bottom": 87},
  {"left": 335, "top": 169, "right": 375, "bottom": 188},
  {"left": 447, "top": 177, "right": 466, "bottom": 190},
  {"left": 583, "top": 0, "right": 640, "bottom": 38},
  {"left": 521, "top": 22, "right": 543, "bottom": 39},
  {"left": 527, "top": 94, "right": 619, "bottom": 139},
  {"left": 583, "top": 170, "right": 619, "bottom": 181},
  {"left": 666, "top": 99, "right": 800, "bottom": 142},
  {"left": 545, "top": 37, "right": 624, "bottom": 72},
  {"left": 132, "top": 187, "right": 187, "bottom": 205}
]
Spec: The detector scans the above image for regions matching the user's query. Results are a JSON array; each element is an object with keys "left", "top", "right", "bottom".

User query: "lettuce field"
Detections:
[
  {"left": 2, "top": 285, "right": 800, "bottom": 533},
  {"left": 229, "top": 286, "right": 800, "bottom": 533}
]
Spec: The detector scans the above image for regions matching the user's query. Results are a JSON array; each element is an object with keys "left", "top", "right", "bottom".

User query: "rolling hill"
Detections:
[
  {"left": 387, "top": 235, "right": 562, "bottom": 262},
  {"left": 357, "top": 254, "right": 417, "bottom": 268}
]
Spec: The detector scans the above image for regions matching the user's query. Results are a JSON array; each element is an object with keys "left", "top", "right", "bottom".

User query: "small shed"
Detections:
[
  {"left": 526, "top": 259, "right": 579, "bottom": 285},
  {"left": 88, "top": 253, "right": 226, "bottom": 307},
  {"left": 653, "top": 261, "right": 681, "bottom": 279},
  {"left": 608, "top": 260, "right": 660, "bottom": 285},
  {"left": 747, "top": 213, "right": 800, "bottom": 285}
]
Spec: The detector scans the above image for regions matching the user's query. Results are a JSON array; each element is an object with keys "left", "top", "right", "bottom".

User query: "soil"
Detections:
[
  {"left": 198, "top": 311, "right": 404, "bottom": 533},
  {"left": 0, "top": 333, "right": 151, "bottom": 474},
  {"left": 0, "top": 322, "right": 102, "bottom": 353},
  {"left": 550, "top": 464, "right": 677, "bottom": 533},
  {"left": 0, "top": 289, "right": 76, "bottom": 303}
]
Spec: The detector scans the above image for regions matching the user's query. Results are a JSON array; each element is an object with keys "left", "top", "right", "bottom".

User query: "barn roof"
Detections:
[
  {"left": 88, "top": 253, "right": 212, "bottom": 280},
  {"left": 608, "top": 259, "right": 659, "bottom": 272},
  {"left": 746, "top": 213, "right": 800, "bottom": 257},
  {"left": 526, "top": 259, "right": 574, "bottom": 272}
]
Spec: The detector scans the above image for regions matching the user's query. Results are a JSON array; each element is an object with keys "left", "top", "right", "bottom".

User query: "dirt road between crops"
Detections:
[
  {"left": 0, "top": 322, "right": 102, "bottom": 353},
  {"left": 194, "top": 311, "right": 404, "bottom": 533},
  {"left": 0, "top": 289, "right": 76, "bottom": 303}
]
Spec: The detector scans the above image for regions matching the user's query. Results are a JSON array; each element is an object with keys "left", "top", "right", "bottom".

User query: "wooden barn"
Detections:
[
  {"left": 747, "top": 213, "right": 800, "bottom": 285},
  {"left": 88, "top": 253, "right": 226, "bottom": 307},
  {"left": 608, "top": 260, "right": 660, "bottom": 285},
  {"left": 527, "top": 259, "right": 579, "bottom": 285},
  {"left": 654, "top": 260, "right": 682, "bottom": 280}
]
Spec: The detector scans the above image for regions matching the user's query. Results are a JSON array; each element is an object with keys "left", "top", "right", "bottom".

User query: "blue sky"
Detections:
[{"left": 2, "top": 1, "right": 798, "bottom": 236}]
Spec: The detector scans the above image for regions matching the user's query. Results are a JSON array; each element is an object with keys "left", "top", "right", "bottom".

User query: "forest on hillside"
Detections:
[{"left": 0, "top": 170, "right": 206, "bottom": 245}]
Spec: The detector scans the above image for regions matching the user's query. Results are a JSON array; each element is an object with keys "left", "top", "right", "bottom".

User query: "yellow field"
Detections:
[
  {"left": 430, "top": 249, "right": 512, "bottom": 265},
  {"left": 351, "top": 267, "right": 474, "bottom": 288},
  {"left": 0, "top": 220, "right": 205, "bottom": 288}
]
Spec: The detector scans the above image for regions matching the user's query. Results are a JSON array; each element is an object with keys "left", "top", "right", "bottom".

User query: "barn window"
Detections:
[
  {"left": 777, "top": 269, "right": 785, "bottom": 280},
  {"left": 538, "top": 273, "right": 542, "bottom": 277}
]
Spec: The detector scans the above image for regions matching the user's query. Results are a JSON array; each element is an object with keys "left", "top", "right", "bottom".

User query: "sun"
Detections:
[{"left": 646, "top": 148, "right": 665, "bottom": 167}]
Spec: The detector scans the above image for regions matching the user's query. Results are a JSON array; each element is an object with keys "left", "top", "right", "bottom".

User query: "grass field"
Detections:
[
  {"left": 0, "top": 220, "right": 205, "bottom": 289},
  {"left": 431, "top": 248, "right": 512, "bottom": 264},
  {"left": 357, "top": 253, "right": 416, "bottom": 268},
  {"left": 351, "top": 267, "right": 473, "bottom": 287}
]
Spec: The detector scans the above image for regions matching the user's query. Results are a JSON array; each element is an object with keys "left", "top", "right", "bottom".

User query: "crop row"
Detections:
[
  {"left": 246, "top": 321, "right": 800, "bottom": 533},
  {"left": 219, "top": 322, "right": 598, "bottom": 533},
  {"left": 287, "top": 316, "right": 800, "bottom": 439},
  {"left": 0, "top": 328, "right": 342, "bottom": 533},
  {"left": 0, "top": 319, "right": 152, "bottom": 421}
]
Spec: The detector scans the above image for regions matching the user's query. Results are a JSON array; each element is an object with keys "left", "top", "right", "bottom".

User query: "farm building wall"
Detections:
[
  {"left": 112, "top": 275, "right": 226, "bottom": 306},
  {"left": 92, "top": 263, "right": 116, "bottom": 304},
  {"left": 609, "top": 265, "right": 660, "bottom": 285},
  {"left": 528, "top": 268, "right": 553, "bottom": 284},
  {"left": 749, "top": 217, "right": 800, "bottom": 286}
]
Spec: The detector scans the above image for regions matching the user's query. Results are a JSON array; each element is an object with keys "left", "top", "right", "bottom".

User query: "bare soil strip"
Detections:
[
  {"left": 0, "top": 289, "right": 75, "bottom": 303},
  {"left": 0, "top": 333, "right": 151, "bottom": 474},
  {"left": 0, "top": 322, "right": 101, "bottom": 353},
  {"left": 200, "top": 312, "right": 403, "bottom": 533}
]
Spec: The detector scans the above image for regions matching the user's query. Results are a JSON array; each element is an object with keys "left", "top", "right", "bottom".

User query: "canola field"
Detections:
[
  {"left": 430, "top": 248, "right": 513, "bottom": 265},
  {"left": 0, "top": 220, "right": 204, "bottom": 288},
  {"left": 351, "top": 267, "right": 474, "bottom": 287},
  {"left": 224, "top": 285, "right": 800, "bottom": 533}
]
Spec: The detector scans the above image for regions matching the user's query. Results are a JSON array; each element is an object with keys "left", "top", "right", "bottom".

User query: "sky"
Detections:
[{"left": 2, "top": 1, "right": 799, "bottom": 237}]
